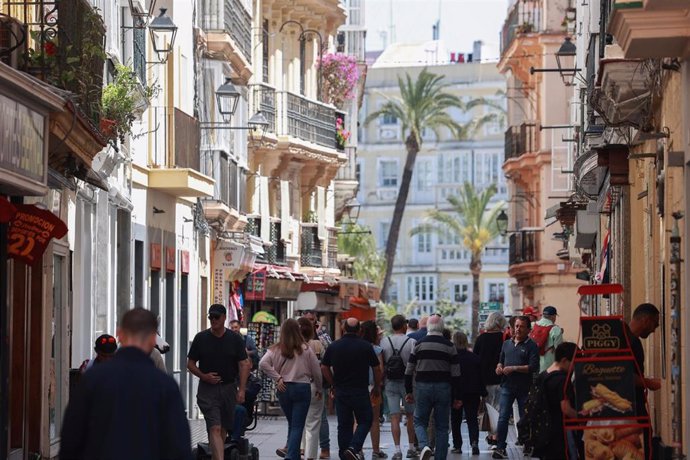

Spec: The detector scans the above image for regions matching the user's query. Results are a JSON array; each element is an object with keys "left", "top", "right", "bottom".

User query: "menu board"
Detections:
[
  {"left": 581, "top": 317, "right": 627, "bottom": 351},
  {"left": 574, "top": 358, "right": 637, "bottom": 419}
]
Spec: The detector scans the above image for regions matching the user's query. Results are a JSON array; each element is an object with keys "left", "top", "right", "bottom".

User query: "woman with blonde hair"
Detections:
[
  {"left": 260, "top": 318, "right": 323, "bottom": 460},
  {"left": 298, "top": 317, "right": 325, "bottom": 460}
]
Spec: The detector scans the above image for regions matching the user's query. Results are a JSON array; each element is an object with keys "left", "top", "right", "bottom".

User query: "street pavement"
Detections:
[{"left": 189, "top": 415, "right": 530, "bottom": 459}]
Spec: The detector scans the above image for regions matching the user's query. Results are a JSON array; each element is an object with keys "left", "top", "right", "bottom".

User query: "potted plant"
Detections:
[
  {"left": 319, "top": 53, "right": 359, "bottom": 109},
  {"left": 335, "top": 115, "right": 350, "bottom": 150},
  {"left": 101, "top": 63, "right": 158, "bottom": 142}
]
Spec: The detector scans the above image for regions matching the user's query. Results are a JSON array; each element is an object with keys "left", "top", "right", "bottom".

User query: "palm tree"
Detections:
[
  {"left": 365, "top": 68, "right": 491, "bottom": 302},
  {"left": 410, "top": 182, "right": 503, "bottom": 339}
]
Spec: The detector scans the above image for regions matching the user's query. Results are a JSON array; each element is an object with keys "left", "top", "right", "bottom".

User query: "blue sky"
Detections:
[{"left": 364, "top": 0, "right": 508, "bottom": 62}]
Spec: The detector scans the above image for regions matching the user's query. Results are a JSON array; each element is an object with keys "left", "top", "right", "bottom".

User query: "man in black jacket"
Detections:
[{"left": 59, "top": 308, "right": 191, "bottom": 460}]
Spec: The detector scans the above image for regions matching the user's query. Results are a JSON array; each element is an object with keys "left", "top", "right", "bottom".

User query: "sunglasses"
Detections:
[{"left": 208, "top": 314, "right": 222, "bottom": 320}]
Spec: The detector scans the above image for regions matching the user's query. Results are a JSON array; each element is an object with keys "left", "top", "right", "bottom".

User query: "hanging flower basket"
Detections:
[{"left": 319, "top": 53, "right": 359, "bottom": 108}]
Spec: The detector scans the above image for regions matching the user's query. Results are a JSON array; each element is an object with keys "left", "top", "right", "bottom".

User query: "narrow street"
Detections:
[{"left": 189, "top": 416, "right": 525, "bottom": 460}]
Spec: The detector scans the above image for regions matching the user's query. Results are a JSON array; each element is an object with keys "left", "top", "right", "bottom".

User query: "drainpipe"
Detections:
[{"left": 669, "top": 212, "right": 683, "bottom": 456}]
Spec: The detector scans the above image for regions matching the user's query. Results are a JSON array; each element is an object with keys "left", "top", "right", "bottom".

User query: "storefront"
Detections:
[
  {"left": 211, "top": 234, "right": 261, "bottom": 324},
  {"left": 0, "top": 62, "right": 78, "bottom": 460}
]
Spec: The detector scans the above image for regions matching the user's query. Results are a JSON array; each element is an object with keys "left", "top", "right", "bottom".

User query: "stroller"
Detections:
[{"left": 194, "top": 375, "right": 262, "bottom": 460}]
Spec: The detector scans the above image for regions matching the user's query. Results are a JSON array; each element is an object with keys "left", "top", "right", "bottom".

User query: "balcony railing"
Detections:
[
  {"left": 1, "top": 0, "right": 106, "bottom": 124},
  {"left": 250, "top": 83, "right": 276, "bottom": 133},
  {"left": 509, "top": 231, "right": 539, "bottom": 266},
  {"left": 199, "top": 0, "right": 252, "bottom": 63},
  {"left": 327, "top": 228, "right": 338, "bottom": 269},
  {"left": 152, "top": 107, "right": 201, "bottom": 170},
  {"left": 336, "top": 146, "right": 357, "bottom": 181},
  {"left": 133, "top": 26, "right": 146, "bottom": 86},
  {"left": 278, "top": 91, "right": 338, "bottom": 149},
  {"left": 266, "top": 221, "right": 286, "bottom": 265},
  {"left": 501, "top": 0, "right": 543, "bottom": 53},
  {"left": 504, "top": 123, "right": 537, "bottom": 161},
  {"left": 301, "top": 224, "right": 323, "bottom": 267}
]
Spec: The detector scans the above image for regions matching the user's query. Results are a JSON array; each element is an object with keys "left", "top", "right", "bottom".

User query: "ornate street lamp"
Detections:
[
  {"left": 344, "top": 197, "right": 362, "bottom": 223},
  {"left": 148, "top": 8, "right": 177, "bottom": 62},
  {"left": 128, "top": 0, "right": 158, "bottom": 22},
  {"left": 215, "top": 78, "right": 241, "bottom": 119},
  {"left": 247, "top": 111, "right": 270, "bottom": 144},
  {"left": 555, "top": 37, "right": 578, "bottom": 86},
  {"left": 496, "top": 210, "right": 509, "bottom": 237},
  {"left": 529, "top": 37, "right": 581, "bottom": 87}
]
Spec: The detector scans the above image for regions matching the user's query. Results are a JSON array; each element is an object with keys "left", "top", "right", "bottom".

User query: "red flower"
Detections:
[{"left": 44, "top": 41, "right": 57, "bottom": 57}]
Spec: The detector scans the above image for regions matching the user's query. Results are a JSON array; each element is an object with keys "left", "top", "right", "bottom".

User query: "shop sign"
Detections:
[
  {"left": 180, "top": 250, "right": 190, "bottom": 274},
  {"left": 581, "top": 317, "right": 625, "bottom": 351},
  {"left": 0, "top": 93, "right": 46, "bottom": 185},
  {"left": 245, "top": 270, "right": 266, "bottom": 301},
  {"left": 166, "top": 247, "right": 176, "bottom": 272},
  {"left": 7, "top": 204, "right": 67, "bottom": 265},
  {"left": 214, "top": 240, "right": 244, "bottom": 270},
  {"left": 574, "top": 357, "right": 636, "bottom": 419},
  {"left": 151, "top": 244, "right": 162, "bottom": 270},
  {"left": 265, "top": 278, "right": 302, "bottom": 301},
  {"left": 213, "top": 268, "right": 224, "bottom": 303},
  {"left": 339, "top": 281, "right": 359, "bottom": 298}
]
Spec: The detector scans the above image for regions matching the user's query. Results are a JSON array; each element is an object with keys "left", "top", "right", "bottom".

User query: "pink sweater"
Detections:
[{"left": 259, "top": 344, "right": 323, "bottom": 388}]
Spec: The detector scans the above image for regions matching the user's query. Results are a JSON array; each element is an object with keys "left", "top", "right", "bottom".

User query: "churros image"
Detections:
[
  {"left": 591, "top": 384, "right": 633, "bottom": 413},
  {"left": 586, "top": 439, "right": 614, "bottom": 460}
]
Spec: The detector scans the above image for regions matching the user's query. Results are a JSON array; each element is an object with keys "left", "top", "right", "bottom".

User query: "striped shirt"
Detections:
[{"left": 404, "top": 332, "right": 462, "bottom": 399}]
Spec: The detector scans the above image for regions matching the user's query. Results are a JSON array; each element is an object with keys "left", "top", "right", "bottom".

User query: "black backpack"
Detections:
[
  {"left": 517, "top": 371, "right": 553, "bottom": 451},
  {"left": 385, "top": 336, "right": 410, "bottom": 380}
]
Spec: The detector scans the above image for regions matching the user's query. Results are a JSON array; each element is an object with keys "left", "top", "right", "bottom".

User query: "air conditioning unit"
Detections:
[{"left": 0, "top": 16, "right": 26, "bottom": 69}]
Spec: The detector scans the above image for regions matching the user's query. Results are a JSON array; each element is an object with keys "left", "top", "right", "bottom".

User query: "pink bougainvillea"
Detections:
[{"left": 319, "top": 53, "right": 359, "bottom": 108}]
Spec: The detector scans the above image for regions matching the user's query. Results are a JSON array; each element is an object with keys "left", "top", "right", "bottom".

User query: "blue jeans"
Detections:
[
  {"left": 231, "top": 404, "right": 247, "bottom": 441},
  {"left": 277, "top": 383, "right": 312, "bottom": 460},
  {"left": 414, "top": 382, "right": 451, "bottom": 460},
  {"left": 334, "top": 386, "right": 373, "bottom": 457},
  {"left": 496, "top": 386, "right": 528, "bottom": 450},
  {"left": 320, "top": 395, "right": 330, "bottom": 449}
]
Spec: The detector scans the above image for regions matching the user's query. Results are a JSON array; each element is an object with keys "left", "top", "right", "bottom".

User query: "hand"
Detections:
[
  {"left": 236, "top": 389, "right": 246, "bottom": 404},
  {"left": 371, "top": 386, "right": 381, "bottom": 398},
  {"left": 453, "top": 400, "right": 463, "bottom": 410},
  {"left": 495, "top": 365, "right": 504, "bottom": 376},
  {"left": 202, "top": 372, "right": 222, "bottom": 384},
  {"left": 405, "top": 393, "right": 414, "bottom": 404},
  {"left": 276, "top": 378, "right": 287, "bottom": 393},
  {"left": 503, "top": 366, "right": 514, "bottom": 375},
  {"left": 645, "top": 378, "right": 662, "bottom": 391}
]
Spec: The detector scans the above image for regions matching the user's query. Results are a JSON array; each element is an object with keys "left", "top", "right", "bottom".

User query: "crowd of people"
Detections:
[{"left": 56, "top": 301, "right": 661, "bottom": 460}]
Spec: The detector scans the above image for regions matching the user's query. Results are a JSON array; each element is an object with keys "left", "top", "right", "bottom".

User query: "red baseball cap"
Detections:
[{"left": 522, "top": 306, "right": 540, "bottom": 317}]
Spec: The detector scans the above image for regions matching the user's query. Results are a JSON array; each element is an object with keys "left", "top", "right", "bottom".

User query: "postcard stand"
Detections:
[{"left": 564, "top": 284, "right": 652, "bottom": 460}]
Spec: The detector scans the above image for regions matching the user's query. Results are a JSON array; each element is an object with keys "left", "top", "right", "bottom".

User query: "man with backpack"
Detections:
[
  {"left": 529, "top": 306, "right": 563, "bottom": 372},
  {"left": 381, "top": 315, "right": 417, "bottom": 460},
  {"left": 518, "top": 342, "right": 578, "bottom": 459}
]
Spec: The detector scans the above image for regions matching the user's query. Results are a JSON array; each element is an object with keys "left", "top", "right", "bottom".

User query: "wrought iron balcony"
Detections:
[
  {"left": 500, "top": 0, "right": 543, "bottom": 53},
  {"left": 336, "top": 146, "right": 357, "bottom": 181},
  {"left": 152, "top": 107, "right": 201, "bottom": 170},
  {"left": 265, "top": 221, "right": 286, "bottom": 265},
  {"left": 199, "top": 0, "right": 252, "bottom": 64},
  {"left": 509, "top": 231, "right": 539, "bottom": 266},
  {"left": 301, "top": 224, "right": 323, "bottom": 268},
  {"left": 504, "top": 123, "right": 537, "bottom": 161},
  {"left": 250, "top": 83, "right": 276, "bottom": 133},
  {"left": 327, "top": 228, "right": 338, "bottom": 269},
  {"left": 1, "top": 0, "right": 106, "bottom": 124},
  {"left": 277, "top": 91, "right": 338, "bottom": 150}
]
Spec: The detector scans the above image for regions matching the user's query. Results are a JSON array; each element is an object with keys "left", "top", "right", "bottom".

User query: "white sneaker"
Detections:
[{"left": 419, "top": 447, "right": 432, "bottom": 460}]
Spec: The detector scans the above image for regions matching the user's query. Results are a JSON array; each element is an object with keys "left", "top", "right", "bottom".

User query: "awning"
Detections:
[
  {"left": 248, "top": 235, "right": 265, "bottom": 255},
  {"left": 245, "top": 265, "right": 306, "bottom": 301}
]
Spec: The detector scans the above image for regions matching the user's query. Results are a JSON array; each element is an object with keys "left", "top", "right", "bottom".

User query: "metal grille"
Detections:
[
  {"left": 282, "top": 92, "right": 336, "bottom": 149},
  {"left": 504, "top": 123, "right": 537, "bottom": 161},
  {"left": 199, "top": 0, "right": 251, "bottom": 64},
  {"left": 250, "top": 83, "right": 276, "bottom": 133},
  {"left": 500, "top": 0, "right": 542, "bottom": 53},
  {"left": 133, "top": 25, "right": 146, "bottom": 86},
  {"left": 508, "top": 231, "right": 538, "bottom": 266},
  {"left": 300, "top": 225, "right": 322, "bottom": 267}
]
